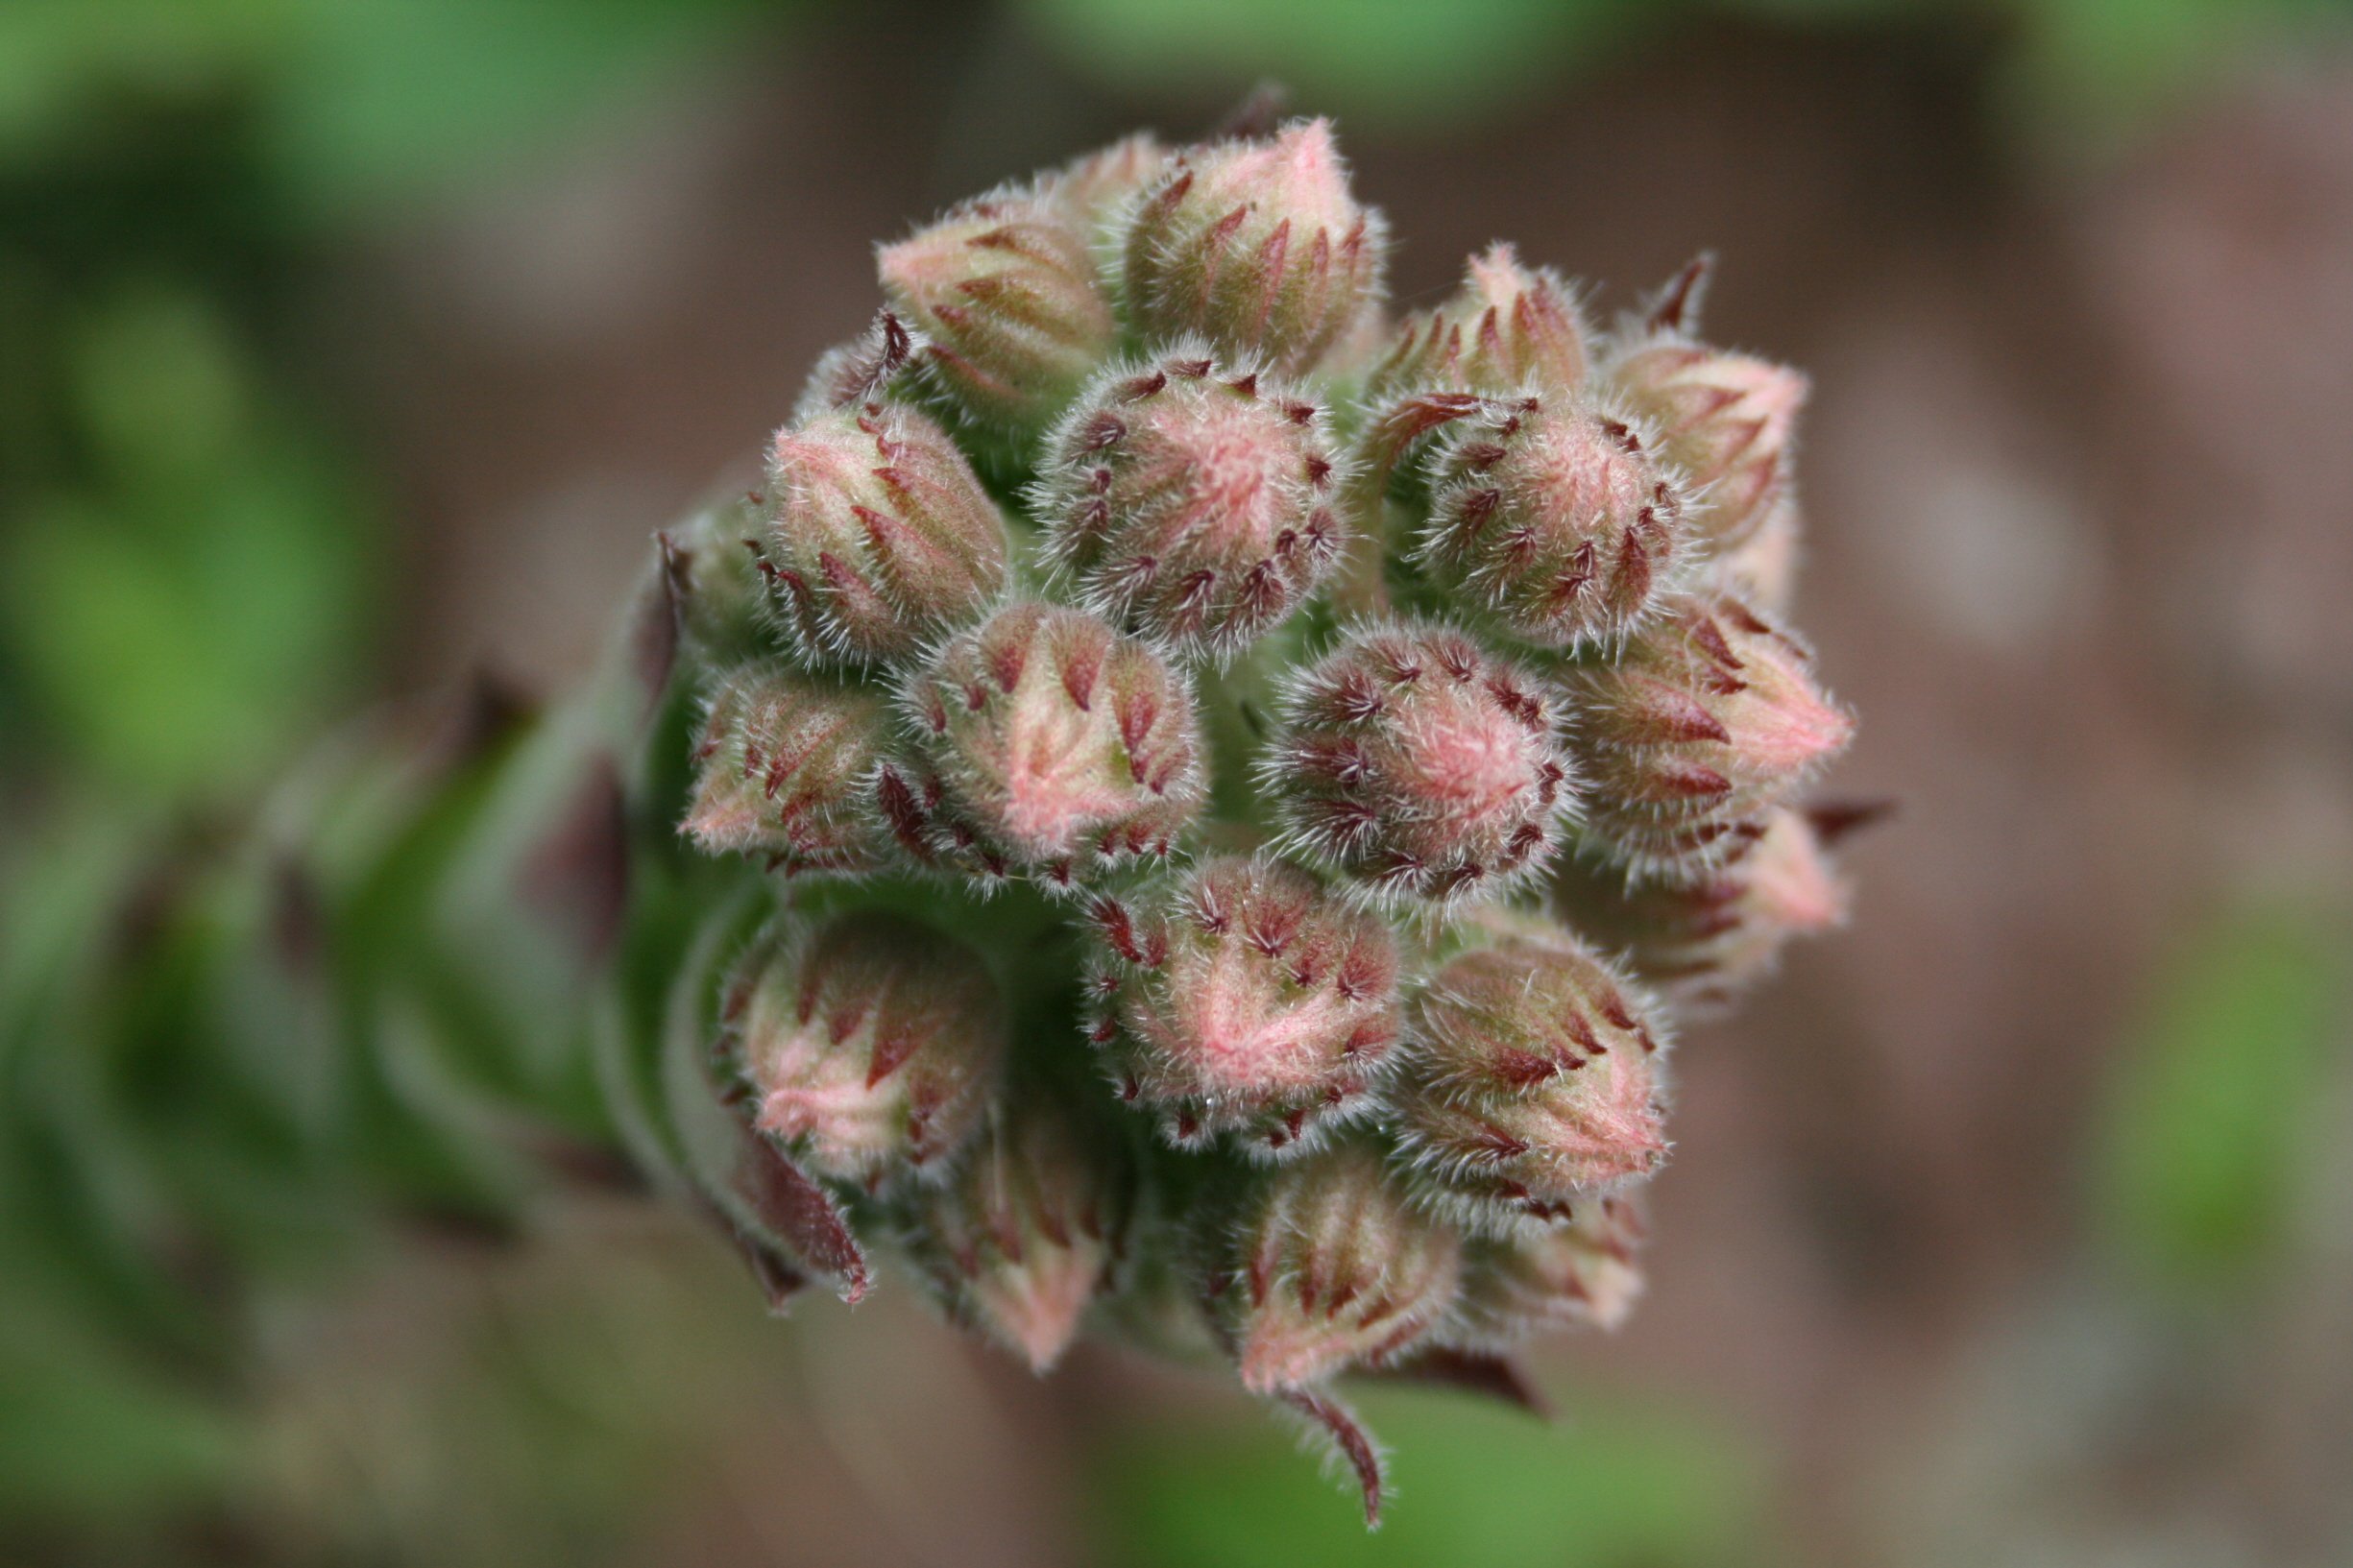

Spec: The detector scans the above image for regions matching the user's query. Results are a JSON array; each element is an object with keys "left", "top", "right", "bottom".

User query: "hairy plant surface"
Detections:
[{"left": 4, "top": 114, "right": 1862, "bottom": 1529}]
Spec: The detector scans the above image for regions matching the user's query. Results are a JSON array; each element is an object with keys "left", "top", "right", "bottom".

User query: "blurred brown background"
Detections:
[{"left": 5, "top": 1, "right": 2350, "bottom": 1563}]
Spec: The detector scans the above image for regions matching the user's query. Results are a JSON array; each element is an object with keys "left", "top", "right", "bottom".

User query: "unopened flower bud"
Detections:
[
  {"left": 1552, "top": 806, "right": 1847, "bottom": 1005},
  {"left": 1263, "top": 621, "right": 1573, "bottom": 905},
  {"left": 1566, "top": 592, "right": 1852, "bottom": 872},
  {"left": 725, "top": 912, "right": 1006, "bottom": 1185},
  {"left": 1370, "top": 244, "right": 1588, "bottom": 398},
  {"left": 681, "top": 663, "right": 898, "bottom": 876},
  {"left": 1603, "top": 260, "right": 1806, "bottom": 551},
  {"left": 1398, "top": 923, "right": 1669, "bottom": 1227},
  {"left": 1086, "top": 855, "right": 1403, "bottom": 1156},
  {"left": 1419, "top": 394, "right": 1688, "bottom": 648},
  {"left": 909, "top": 1100, "right": 1128, "bottom": 1372},
  {"left": 1121, "top": 118, "right": 1387, "bottom": 377},
  {"left": 1035, "top": 350, "right": 1346, "bottom": 657},
  {"left": 761, "top": 403, "right": 1008, "bottom": 666},
  {"left": 1048, "top": 133, "right": 1170, "bottom": 233},
  {"left": 880, "top": 186, "right": 1119, "bottom": 437},
  {"left": 904, "top": 600, "right": 1206, "bottom": 880},
  {"left": 1452, "top": 1194, "right": 1646, "bottom": 1345},
  {"left": 1707, "top": 494, "right": 1802, "bottom": 615},
  {"left": 1225, "top": 1142, "right": 1462, "bottom": 1391}
]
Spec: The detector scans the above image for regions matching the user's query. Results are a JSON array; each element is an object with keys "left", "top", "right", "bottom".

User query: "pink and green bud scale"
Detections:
[
  {"left": 761, "top": 402, "right": 1009, "bottom": 665},
  {"left": 1085, "top": 855, "right": 1403, "bottom": 1156},
  {"left": 881, "top": 186, "right": 1120, "bottom": 438},
  {"left": 1552, "top": 804, "right": 1849, "bottom": 1006},
  {"left": 909, "top": 1100, "right": 1129, "bottom": 1372},
  {"left": 681, "top": 663, "right": 899, "bottom": 877},
  {"left": 1225, "top": 1141, "right": 1463, "bottom": 1392},
  {"left": 1603, "top": 257, "right": 1807, "bottom": 552},
  {"left": 902, "top": 599, "right": 1206, "bottom": 883},
  {"left": 1419, "top": 394, "right": 1690, "bottom": 648},
  {"left": 1450, "top": 1194, "right": 1648, "bottom": 1345},
  {"left": 1034, "top": 349, "right": 1345, "bottom": 658},
  {"left": 724, "top": 911, "right": 1007, "bottom": 1186},
  {"left": 1263, "top": 621, "right": 1574, "bottom": 906},
  {"left": 1398, "top": 920, "right": 1670, "bottom": 1228},
  {"left": 1120, "top": 119, "right": 1387, "bottom": 377},
  {"left": 1566, "top": 591, "right": 1852, "bottom": 871},
  {"left": 1370, "top": 243, "right": 1589, "bottom": 398}
]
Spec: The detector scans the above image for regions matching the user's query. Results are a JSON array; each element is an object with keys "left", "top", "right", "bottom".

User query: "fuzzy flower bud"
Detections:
[
  {"left": 909, "top": 1101, "right": 1128, "bottom": 1372},
  {"left": 1370, "top": 244, "right": 1588, "bottom": 398},
  {"left": 725, "top": 912, "right": 1007, "bottom": 1185},
  {"left": 1552, "top": 806, "right": 1848, "bottom": 1006},
  {"left": 1085, "top": 855, "right": 1403, "bottom": 1156},
  {"left": 880, "top": 186, "right": 1120, "bottom": 437},
  {"left": 1121, "top": 119, "right": 1387, "bottom": 377},
  {"left": 1566, "top": 593, "right": 1852, "bottom": 871},
  {"left": 1708, "top": 495, "right": 1802, "bottom": 615},
  {"left": 904, "top": 600, "right": 1206, "bottom": 880},
  {"left": 1398, "top": 923, "right": 1669, "bottom": 1227},
  {"left": 1263, "top": 621, "right": 1573, "bottom": 905},
  {"left": 1452, "top": 1194, "right": 1646, "bottom": 1345},
  {"left": 1605, "top": 312, "right": 1805, "bottom": 553},
  {"left": 1048, "top": 133, "right": 1170, "bottom": 233},
  {"left": 1035, "top": 350, "right": 1345, "bottom": 657},
  {"left": 1225, "top": 1142, "right": 1462, "bottom": 1391},
  {"left": 681, "top": 663, "right": 899, "bottom": 876},
  {"left": 761, "top": 403, "right": 1009, "bottom": 665},
  {"left": 1419, "top": 394, "right": 1687, "bottom": 647}
]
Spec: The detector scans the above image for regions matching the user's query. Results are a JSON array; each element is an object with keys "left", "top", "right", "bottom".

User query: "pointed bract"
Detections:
[
  {"left": 881, "top": 185, "right": 1120, "bottom": 437},
  {"left": 725, "top": 912, "right": 1007, "bottom": 1185},
  {"left": 1419, "top": 393, "right": 1689, "bottom": 648},
  {"left": 903, "top": 600, "right": 1207, "bottom": 882},
  {"left": 1121, "top": 119, "right": 1388, "bottom": 377},
  {"left": 1035, "top": 350, "right": 1346, "bottom": 658},
  {"left": 1371, "top": 244, "right": 1589, "bottom": 398},
  {"left": 1088, "top": 855, "right": 1404, "bottom": 1158},
  {"left": 1397, "top": 920, "right": 1670, "bottom": 1228},
  {"left": 761, "top": 403, "right": 1008, "bottom": 666},
  {"left": 1226, "top": 1142, "right": 1462, "bottom": 1391},
  {"left": 1263, "top": 621, "right": 1575, "bottom": 906},
  {"left": 909, "top": 1100, "right": 1128, "bottom": 1372}
]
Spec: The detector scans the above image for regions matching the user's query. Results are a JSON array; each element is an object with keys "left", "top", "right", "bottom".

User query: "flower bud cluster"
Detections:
[{"left": 667, "top": 116, "right": 1860, "bottom": 1524}]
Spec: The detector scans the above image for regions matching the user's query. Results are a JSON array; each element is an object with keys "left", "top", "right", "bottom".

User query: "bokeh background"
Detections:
[{"left": 6, "top": 0, "right": 2353, "bottom": 1563}]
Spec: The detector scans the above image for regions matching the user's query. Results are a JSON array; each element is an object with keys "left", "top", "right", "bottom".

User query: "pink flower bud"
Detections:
[
  {"left": 1263, "top": 621, "right": 1573, "bottom": 905},
  {"left": 1707, "top": 494, "right": 1802, "bottom": 615},
  {"left": 1566, "top": 592, "right": 1852, "bottom": 873},
  {"left": 880, "top": 186, "right": 1119, "bottom": 437},
  {"left": 903, "top": 600, "right": 1206, "bottom": 880},
  {"left": 1552, "top": 805, "right": 1848, "bottom": 1006},
  {"left": 724, "top": 911, "right": 1006, "bottom": 1185},
  {"left": 761, "top": 403, "right": 1009, "bottom": 666},
  {"left": 910, "top": 1100, "right": 1128, "bottom": 1372},
  {"left": 680, "top": 662, "right": 898, "bottom": 877},
  {"left": 1453, "top": 1194, "right": 1647, "bottom": 1344},
  {"left": 1086, "top": 855, "right": 1404, "bottom": 1156},
  {"left": 1035, "top": 350, "right": 1346, "bottom": 658},
  {"left": 1418, "top": 394, "right": 1690, "bottom": 648},
  {"left": 1602, "top": 264, "right": 1806, "bottom": 551},
  {"left": 1397, "top": 922, "right": 1669, "bottom": 1226},
  {"left": 1226, "top": 1142, "right": 1462, "bottom": 1391},
  {"left": 1047, "top": 133, "right": 1170, "bottom": 232},
  {"left": 1370, "top": 244, "right": 1589, "bottom": 398},
  {"left": 1121, "top": 119, "right": 1388, "bottom": 377}
]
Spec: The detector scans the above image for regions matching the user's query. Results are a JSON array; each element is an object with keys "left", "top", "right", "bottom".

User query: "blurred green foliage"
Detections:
[
  {"left": 1021, "top": 0, "right": 2350, "bottom": 137},
  {"left": 2095, "top": 905, "right": 2348, "bottom": 1288},
  {"left": 1093, "top": 1386, "right": 1768, "bottom": 1567}
]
